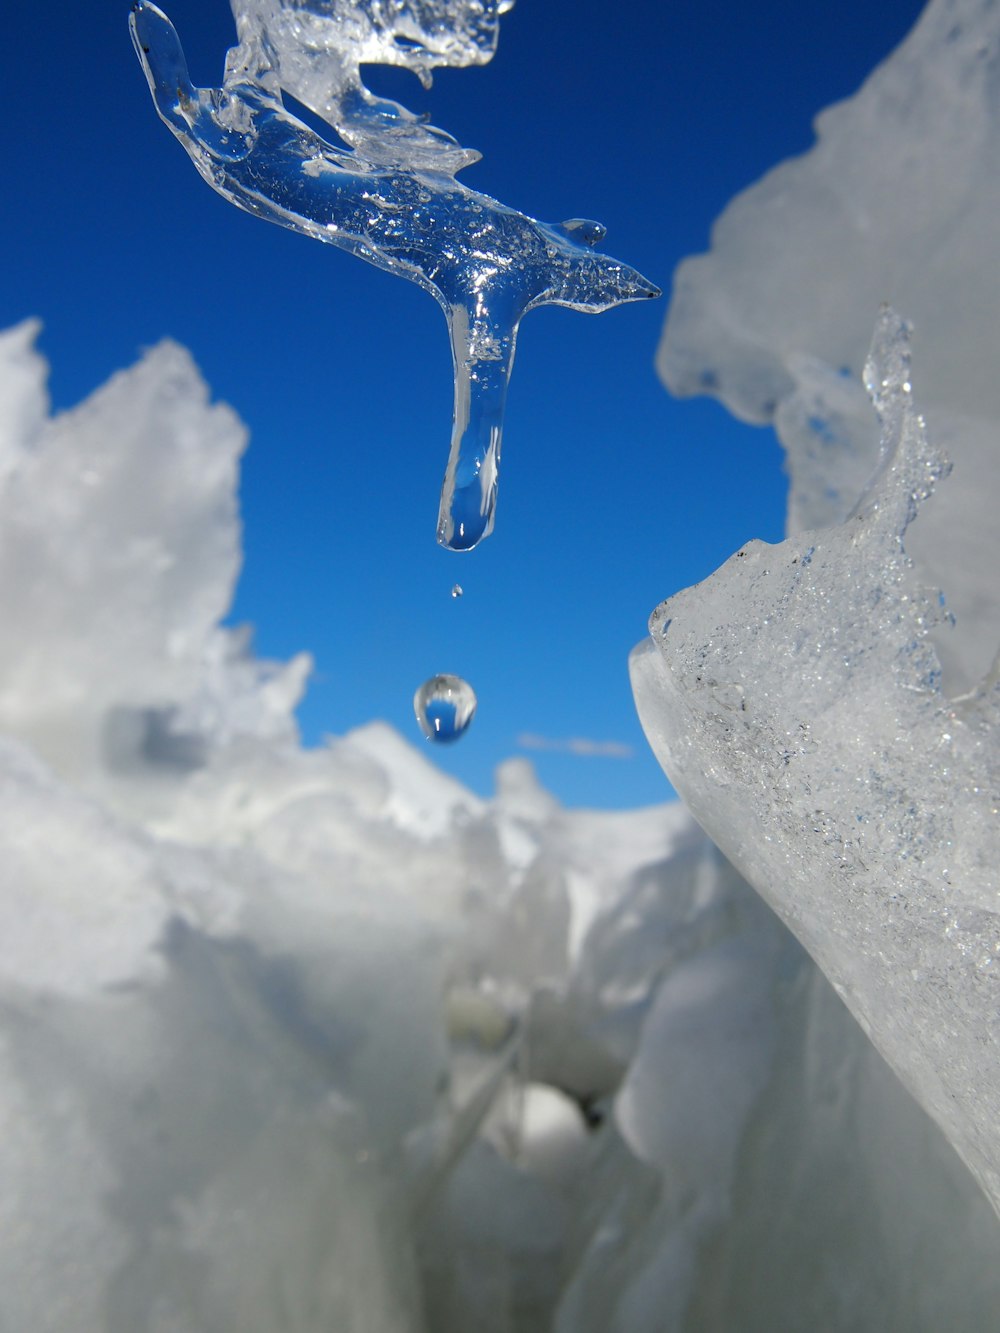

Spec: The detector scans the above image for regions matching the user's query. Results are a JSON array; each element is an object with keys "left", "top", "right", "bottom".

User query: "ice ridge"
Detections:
[{"left": 633, "top": 308, "right": 1000, "bottom": 1216}]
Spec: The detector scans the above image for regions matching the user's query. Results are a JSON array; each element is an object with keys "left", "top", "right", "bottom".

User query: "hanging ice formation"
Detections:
[{"left": 129, "top": 0, "right": 659, "bottom": 551}]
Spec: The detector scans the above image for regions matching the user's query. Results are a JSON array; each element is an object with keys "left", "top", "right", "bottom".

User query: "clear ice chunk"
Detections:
[
  {"left": 414, "top": 671, "right": 476, "bottom": 741},
  {"left": 129, "top": 0, "right": 659, "bottom": 550},
  {"left": 632, "top": 308, "right": 1000, "bottom": 1217}
]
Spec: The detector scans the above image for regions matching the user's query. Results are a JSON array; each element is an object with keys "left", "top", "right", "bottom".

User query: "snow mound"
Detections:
[
  {"left": 3, "top": 321, "right": 999, "bottom": 1328},
  {"left": 658, "top": 0, "right": 1000, "bottom": 691}
]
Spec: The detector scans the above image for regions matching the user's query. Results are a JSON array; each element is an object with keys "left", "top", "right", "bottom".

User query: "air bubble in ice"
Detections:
[{"left": 413, "top": 673, "right": 476, "bottom": 743}]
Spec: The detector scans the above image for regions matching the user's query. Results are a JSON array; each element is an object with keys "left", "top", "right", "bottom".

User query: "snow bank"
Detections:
[
  {"left": 658, "top": 0, "right": 1000, "bottom": 692},
  {"left": 3, "top": 317, "right": 1000, "bottom": 1330}
]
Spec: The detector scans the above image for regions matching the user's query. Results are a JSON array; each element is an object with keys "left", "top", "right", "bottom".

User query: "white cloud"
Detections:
[{"left": 516, "top": 732, "right": 635, "bottom": 759}]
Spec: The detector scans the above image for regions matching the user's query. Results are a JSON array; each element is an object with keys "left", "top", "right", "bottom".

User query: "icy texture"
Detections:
[
  {"left": 3, "top": 322, "right": 1000, "bottom": 1328},
  {"left": 649, "top": 0, "right": 1000, "bottom": 1222},
  {"left": 634, "top": 308, "right": 1000, "bottom": 1216},
  {"left": 658, "top": 0, "right": 1000, "bottom": 690},
  {"left": 129, "top": 1, "right": 658, "bottom": 551}
]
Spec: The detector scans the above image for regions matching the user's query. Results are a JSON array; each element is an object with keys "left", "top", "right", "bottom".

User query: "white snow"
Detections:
[{"left": 0, "top": 322, "right": 992, "bottom": 1328}]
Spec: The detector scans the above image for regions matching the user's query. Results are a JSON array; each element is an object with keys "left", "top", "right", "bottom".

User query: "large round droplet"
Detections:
[{"left": 414, "top": 673, "right": 477, "bottom": 743}]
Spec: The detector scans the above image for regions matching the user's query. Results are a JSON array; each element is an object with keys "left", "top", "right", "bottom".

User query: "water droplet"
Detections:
[
  {"left": 414, "top": 673, "right": 477, "bottom": 743},
  {"left": 451, "top": 584, "right": 463, "bottom": 598}
]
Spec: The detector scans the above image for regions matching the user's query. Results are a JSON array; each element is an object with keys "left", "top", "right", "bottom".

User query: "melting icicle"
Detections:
[
  {"left": 414, "top": 673, "right": 477, "bottom": 743},
  {"left": 129, "top": 0, "right": 659, "bottom": 550}
]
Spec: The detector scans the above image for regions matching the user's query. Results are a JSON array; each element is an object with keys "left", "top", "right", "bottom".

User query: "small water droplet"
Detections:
[
  {"left": 451, "top": 584, "right": 463, "bottom": 598},
  {"left": 414, "top": 673, "right": 476, "bottom": 743}
]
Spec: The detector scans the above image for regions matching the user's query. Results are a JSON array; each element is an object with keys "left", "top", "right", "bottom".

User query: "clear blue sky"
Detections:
[{"left": 4, "top": 0, "right": 925, "bottom": 807}]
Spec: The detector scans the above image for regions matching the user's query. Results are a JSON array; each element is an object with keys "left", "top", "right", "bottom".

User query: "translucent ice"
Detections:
[
  {"left": 658, "top": 0, "right": 1000, "bottom": 689},
  {"left": 633, "top": 308, "right": 1000, "bottom": 1215},
  {"left": 648, "top": 0, "right": 1000, "bottom": 1223},
  {"left": 129, "top": 0, "right": 659, "bottom": 550}
]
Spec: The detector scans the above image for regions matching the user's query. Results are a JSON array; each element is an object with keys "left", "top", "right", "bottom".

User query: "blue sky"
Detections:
[{"left": 4, "top": 0, "right": 925, "bottom": 807}]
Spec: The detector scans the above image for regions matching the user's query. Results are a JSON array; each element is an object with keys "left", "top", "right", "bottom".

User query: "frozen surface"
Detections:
[
  {"left": 129, "top": 0, "right": 658, "bottom": 551},
  {"left": 3, "top": 321, "right": 1000, "bottom": 1327},
  {"left": 634, "top": 309, "right": 1000, "bottom": 1216},
  {"left": 658, "top": 0, "right": 1000, "bottom": 690},
  {"left": 647, "top": 0, "right": 1000, "bottom": 1224}
]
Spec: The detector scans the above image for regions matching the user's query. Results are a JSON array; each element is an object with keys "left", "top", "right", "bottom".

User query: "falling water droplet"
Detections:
[
  {"left": 451, "top": 584, "right": 463, "bottom": 599},
  {"left": 414, "top": 673, "right": 477, "bottom": 743}
]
